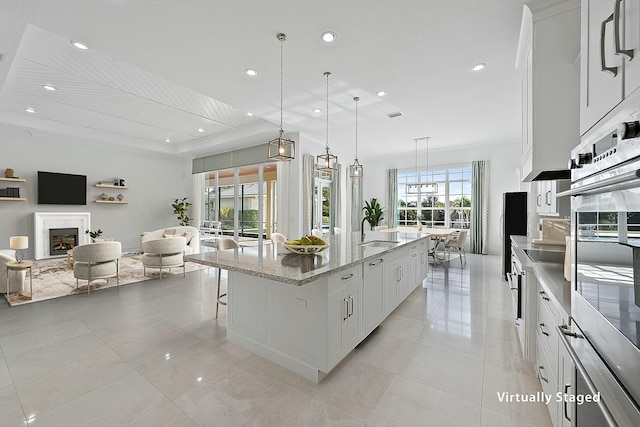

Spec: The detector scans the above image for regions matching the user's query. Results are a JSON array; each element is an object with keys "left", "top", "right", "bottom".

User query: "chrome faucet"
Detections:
[{"left": 361, "top": 217, "right": 368, "bottom": 242}]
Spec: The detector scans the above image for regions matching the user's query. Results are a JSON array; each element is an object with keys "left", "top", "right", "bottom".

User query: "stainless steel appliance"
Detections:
[{"left": 560, "top": 109, "right": 640, "bottom": 426}]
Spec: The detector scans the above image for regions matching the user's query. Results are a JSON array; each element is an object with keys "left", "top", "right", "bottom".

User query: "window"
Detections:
[{"left": 397, "top": 166, "right": 472, "bottom": 229}]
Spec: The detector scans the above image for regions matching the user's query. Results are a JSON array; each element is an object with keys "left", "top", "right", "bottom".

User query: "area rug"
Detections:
[{"left": 6, "top": 254, "right": 209, "bottom": 306}]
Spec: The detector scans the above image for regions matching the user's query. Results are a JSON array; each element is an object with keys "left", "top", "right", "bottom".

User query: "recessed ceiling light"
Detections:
[
  {"left": 197, "top": 128, "right": 204, "bottom": 133},
  {"left": 471, "top": 63, "right": 486, "bottom": 71},
  {"left": 376, "top": 91, "right": 386, "bottom": 97},
  {"left": 71, "top": 41, "right": 88, "bottom": 50},
  {"left": 165, "top": 138, "right": 171, "bottom": 143},
  {"left": 244, "top": 68, "right": 258, "bottom": 76},
  {"left": 42, "top": 84, "right": 57, "bottom": 91},
  {"left": 313, "top": 108, "right": 322, "bottom": 113},
  {"left": 321, "top": 31, "right": 337, "bottom": 43},
  {"left": 24, "top": 107, "right": 36, "bottom": 113},
  {"left": 246, "top": 112, "right": 254, "bottom": 116}
]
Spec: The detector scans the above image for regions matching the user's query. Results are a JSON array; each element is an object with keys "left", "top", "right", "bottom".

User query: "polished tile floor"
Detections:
[{"left": 0, "top": 254, "right": 552, "bottom": 426}]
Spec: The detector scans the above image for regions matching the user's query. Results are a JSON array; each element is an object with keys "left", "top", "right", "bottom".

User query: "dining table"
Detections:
[{"left": 379, "top": 227, "right": 461, "bottom": 263}]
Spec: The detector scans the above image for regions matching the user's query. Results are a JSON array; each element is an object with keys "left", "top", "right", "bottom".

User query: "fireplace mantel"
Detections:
[{"left": 34, "top": 212, "right": 91, "bottom": 259}]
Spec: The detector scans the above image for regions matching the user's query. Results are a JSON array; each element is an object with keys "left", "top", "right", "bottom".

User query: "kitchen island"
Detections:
[{"left": 186, "top": 231, "right": 431, "bottom": 382}]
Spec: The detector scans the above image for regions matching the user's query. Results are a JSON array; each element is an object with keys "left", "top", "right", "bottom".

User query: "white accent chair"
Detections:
[
  {"left": 311, "top": 229, "right": 323, "bottom": 238},
  {"left": 141, "top": 236, "right": 186, "bottom": 281},
  {"left": 200, "top": 221, "right": 222, "bottom": 237},
  {"left": 215, "top": 238, "right": 239, "bottom": 319},
  {"left": 0, "top": 249, "right": 26, "bottom": 294},
  {"left": 445, "top": 230, "right": 468, "bottom": 267},
  {"left": 270, "top": 233, "right": 287, "bottom": 244},
  {"left": 140, "top": 226, "right": 200, "bottom": 255},
  {"left": 72, "top": 241, "right": 122, "bottom": 295},
  {"left": 333, "top": 227, "right": 343, "bottom": 235}
]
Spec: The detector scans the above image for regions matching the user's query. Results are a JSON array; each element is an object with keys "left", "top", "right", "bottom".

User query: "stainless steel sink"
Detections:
[
  {"left": 358, "top": 240, "right": 399, "bottom": 248},
  {"left": 524, "top": 249, "right": 565, "bottom": 264}
]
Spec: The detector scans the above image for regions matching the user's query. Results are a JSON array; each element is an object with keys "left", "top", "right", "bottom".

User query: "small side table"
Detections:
[
  {"left": 5, "top": 260, "right": 33, "bottom": 302},
  {"left": 67, "top": 249, "right": 74, "bottom": 269}
]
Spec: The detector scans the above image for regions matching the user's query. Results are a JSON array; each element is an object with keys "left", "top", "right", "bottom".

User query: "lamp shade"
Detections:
[{"left": 10, "top": 236, "right": 28, "bottom": 250}]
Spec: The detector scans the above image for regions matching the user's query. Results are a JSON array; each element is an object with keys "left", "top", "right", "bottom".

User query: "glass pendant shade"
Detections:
[
  {"left": 316, "top": 71, "right": 338, "bottom": 172},
  {"left": 267, "top": 33, "right": 295, "bottom": 161},
  {"left": 317, "top": 146, "right": 338, "bottom": 172},
  {"left": 268, "top": 129, "right": 295, "bottom": 160},
  {"left": 349, "top": 161, "right": 363, "bottom": 178}
]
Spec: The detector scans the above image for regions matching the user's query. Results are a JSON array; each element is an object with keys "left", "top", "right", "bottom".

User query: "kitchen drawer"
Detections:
[
  {"left": 537, "top": 290, "right": 559, "bottom": 381},
  {"left": 537, "top": 335, "right": 558, "bottom": 425},
  {"left": 328, "top": 265, "right": 362, "bottom": 291}
]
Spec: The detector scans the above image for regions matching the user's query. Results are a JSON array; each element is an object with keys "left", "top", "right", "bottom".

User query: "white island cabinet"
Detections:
[{"left": 186, "top": 232, "right": 430, "bottom": 383}]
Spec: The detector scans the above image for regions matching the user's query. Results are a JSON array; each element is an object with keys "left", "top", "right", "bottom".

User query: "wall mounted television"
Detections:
[{"left": 38, "top": 171, "right": 87, "bottom": 205}]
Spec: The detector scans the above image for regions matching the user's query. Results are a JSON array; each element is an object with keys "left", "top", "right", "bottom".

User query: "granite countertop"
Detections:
[
  {"left": 185, "top": 231, "right": 430, "bottom": 286},
  {"left": 511, "top": 235, "right": 571, "bottom": 316}
]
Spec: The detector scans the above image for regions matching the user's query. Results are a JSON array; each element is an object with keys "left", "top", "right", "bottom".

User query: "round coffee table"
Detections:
[{"left": 5, "top": 260, "right": 33, "bottom": 302}]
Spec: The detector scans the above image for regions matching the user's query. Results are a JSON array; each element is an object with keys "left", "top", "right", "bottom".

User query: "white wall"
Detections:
[
  {"left": 0, "top": 123, "right": 193, "bottom": 256},
  {"left": 359, "top": 141, "right": 524, "bottom": 256}
]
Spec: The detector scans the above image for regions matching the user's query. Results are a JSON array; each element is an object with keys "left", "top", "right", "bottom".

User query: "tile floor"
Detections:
[{"left": 0, "top": 254, "right": 552, "bottom": 426}]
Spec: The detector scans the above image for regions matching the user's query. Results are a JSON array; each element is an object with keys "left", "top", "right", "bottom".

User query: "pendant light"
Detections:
[
  {"left": 406, "top": 137, "right": 437, "bottom": 194},
  {"left": 267, "top": 33, "right": 295, "bottom": 161},
  {"left": 349, "top": 96, "right": 363, "bottom": 178},
  {"left": 316, "top": 71, "right": 338, "bottom": 172}
]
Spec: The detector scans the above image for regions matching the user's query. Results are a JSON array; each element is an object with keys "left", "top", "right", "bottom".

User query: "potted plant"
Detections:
[
  {"left": 172, "top": 197, "right": 192, "bottom": 226},
  {"left": 85, "top": 229, "right": 103, "bottom": 242},
  {"left": 363, "top": 198, "right": 384, "bottom": 230}
]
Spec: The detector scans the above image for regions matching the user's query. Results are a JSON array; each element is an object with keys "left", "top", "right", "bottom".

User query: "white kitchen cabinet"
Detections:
[
  {"left": 418, "top": 239, "right": 429, "bottom": 283},
  {"left": 558, "top": 317, "right": 575, "bottom": 427},
  {"left": 536, "top": 180, "right": 571, "bottom": 216},
  {"left": 327, "top": 267, "right": 362, "bottom": 368},
  {"left": 383, "top": 253, "right": 408, "bottom": 317},
  {"left": 362, "top": 256, "right": 385, "bottom": 338},
  {"left": 581, "top": 0, "right": 639, "bottom": 135},
  {"left": 518, "top": 2, "right": 581, "bottom": 182}
]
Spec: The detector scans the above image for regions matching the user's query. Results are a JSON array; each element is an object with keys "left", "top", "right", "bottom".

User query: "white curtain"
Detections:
[
  {"left": 471, "top": 160, "right": 489, "bottom": 254},
  {"left": 386, "top": 169, "right": 398, "bottom": 228}
]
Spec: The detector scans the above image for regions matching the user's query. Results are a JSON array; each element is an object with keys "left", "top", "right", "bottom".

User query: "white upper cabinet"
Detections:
[
  {"left": 518, "top": 1, "right": 581, "bottom": 182},
  {"left": 625, "top": 0, "right": 640, "bottom": 97},
  {"left": 581, "top": 0, "right": 639, "bottom": 135}
]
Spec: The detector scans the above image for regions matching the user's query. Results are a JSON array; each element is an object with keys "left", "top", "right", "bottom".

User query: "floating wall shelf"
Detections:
[{"left": 94, "top": 200, "right": 130, "bottom": 204}]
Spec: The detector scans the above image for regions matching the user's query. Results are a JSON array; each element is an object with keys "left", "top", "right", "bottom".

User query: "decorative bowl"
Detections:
[{"left": 282, "top": 243, "right": 329, "bottom": 255}]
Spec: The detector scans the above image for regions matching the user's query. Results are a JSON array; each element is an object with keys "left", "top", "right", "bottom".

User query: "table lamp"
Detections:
[{"left": 9, "top": 236, "right": 28, "bottom": 263}]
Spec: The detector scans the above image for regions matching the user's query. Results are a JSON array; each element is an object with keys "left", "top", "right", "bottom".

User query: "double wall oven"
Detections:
[{"left": 560, "top": 110, "right": 640, "bottom": 426}]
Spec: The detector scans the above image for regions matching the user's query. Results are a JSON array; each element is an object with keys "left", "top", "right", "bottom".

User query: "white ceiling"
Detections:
[{"left": 0, "top": 0, "right": 525, "bottom": 158}]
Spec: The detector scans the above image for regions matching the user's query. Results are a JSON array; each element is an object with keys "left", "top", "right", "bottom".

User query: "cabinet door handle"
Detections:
[
  {"left": 412, "top": 253, "right": 417, "bottom": 258},
  {"left": 614, "top": 0, "right": 634, "bottom": 60},
  {"left": 601, "top": 13, "right": 619, "bottom": 76},
  {"left": 343, "top": 298, "right": 349, "bottom": 321},
  {"left": 563, "top": 383, "right": 572, "bottom": 422},
  {"left": 536, "top": 194, "right": 542, "bottom": 207},
  {"left": 545, "top": 190, "right": 551, "bottom": 206},
  {"left": 539, "top": 290, "right": 550, "bottom": 301},
  {"left": 368, "top": 258, "right": 384, "bottom": 266},
  {"left": 539, "top": 322, "right": 550, "bottom": 337},
  {"left": 538, "top": 365, "right": 548, "bottom": 383},
  {"left": 348, "top": 296, "right": 354, "bottom": 317},
  {"left": 499, "top": 215, "right": 504, "bottom": 241},
  {"left": 341, "top": 273, "right": 354, "bottom": 281}
]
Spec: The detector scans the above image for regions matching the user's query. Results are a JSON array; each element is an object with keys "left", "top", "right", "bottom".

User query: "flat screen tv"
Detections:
[{"left": 38, "top": 171, "right": 87, "bottom": 205}]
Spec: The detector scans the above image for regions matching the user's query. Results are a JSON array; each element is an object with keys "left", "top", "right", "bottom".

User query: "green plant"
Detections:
[
  {"left": 172, "top": 197, "right": 193, "bottom": 226},
  {"left": 363, "top": 198, "right": 384, "bottom": 230},
  {"left": 85, "top": 229, "right": 103, "bottom": 239}
]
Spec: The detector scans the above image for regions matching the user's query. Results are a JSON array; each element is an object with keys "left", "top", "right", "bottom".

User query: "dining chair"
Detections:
[
  {"left": 333, "top": 227, "right": 343, "bottom": 235},
  {"left": 445, "top": 230, "right": 468, "bottom": 267},
  {"left": 270, "top": 233, "right": 287, "bottom": 244},
  {"left": 215, "top": 238, "right": 239, "bottom": 319},
  {"left": 311, "top": 229, "right": 323, "bottom": 238}
]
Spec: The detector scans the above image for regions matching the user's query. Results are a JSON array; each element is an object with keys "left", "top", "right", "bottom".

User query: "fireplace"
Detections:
[
  {"left": 49, "top": 228, "right": 78, "bottom": 255},
  {"left": 34, "top": 212, "right": 91, "bottom": 259}
]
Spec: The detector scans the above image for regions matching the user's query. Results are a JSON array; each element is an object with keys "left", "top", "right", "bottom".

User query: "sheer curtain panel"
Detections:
[{"left": 471, "top": 160, "right": 489, "bottom": 254}]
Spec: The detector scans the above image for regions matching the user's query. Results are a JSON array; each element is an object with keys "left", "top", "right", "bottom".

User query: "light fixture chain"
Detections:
[
  {"left": 355, "top": 97, "right": 358, "bottom": 159},
  {"left": 280, "top": 34, "right": 284, "bottom": 129},
  {"left": 325, "top": 72, "right": 329, "bottom": 150}
]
